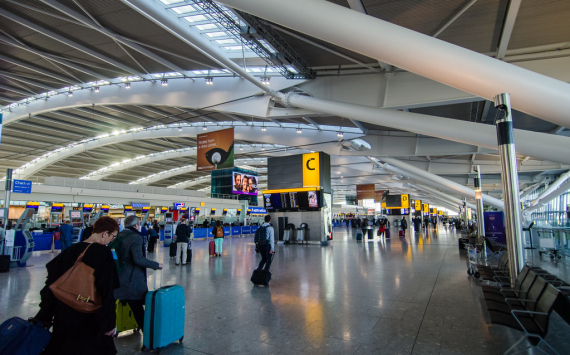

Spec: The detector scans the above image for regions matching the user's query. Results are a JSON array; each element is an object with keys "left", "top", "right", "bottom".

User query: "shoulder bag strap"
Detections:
[{"left": 74, "top": 243, "right": 92, "bottom": 265}]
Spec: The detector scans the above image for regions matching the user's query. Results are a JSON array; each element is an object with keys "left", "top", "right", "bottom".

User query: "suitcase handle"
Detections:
[{"left": 152, "top": 269, "right": 163, "bottom": 290}]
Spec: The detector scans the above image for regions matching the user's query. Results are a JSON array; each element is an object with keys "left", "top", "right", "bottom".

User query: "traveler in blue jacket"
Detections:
[
  {"left": 58, "top": 220, "right": 74, "bottom": 251},
  {"left": 256, "top": 215, "right": 275, "bottom": 272}
]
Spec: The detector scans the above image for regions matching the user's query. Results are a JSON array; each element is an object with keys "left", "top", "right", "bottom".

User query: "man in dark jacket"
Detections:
[
  {"left": 413, "top": 215, "right": 422, "bottom": 231},
  {"left": 113, "top": 215, "right": 162, "bottom": 331},
  {"left": 401, "top": 217, "right": 408, "bottom": 234},
  {"left": 152, "top": 220, "right": 160, "bottom": 234},
  {"left": 80, "top": 219, "right": 94, "bottom": 242},
  {"left": 175, "top": 219, "right": 190, "bottom": 265},
  {"left": 58, "top": 220, "right": 74, "bottom": 251}
]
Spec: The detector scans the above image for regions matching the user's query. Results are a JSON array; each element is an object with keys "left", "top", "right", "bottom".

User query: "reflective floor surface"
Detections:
[{"left": 1, "top": 225, "right": 570, "bottom": 354}]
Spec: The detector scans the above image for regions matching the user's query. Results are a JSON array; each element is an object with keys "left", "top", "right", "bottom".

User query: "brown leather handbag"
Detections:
[{"left": 49, "top": 244, "right": 102, "bottom": 313}]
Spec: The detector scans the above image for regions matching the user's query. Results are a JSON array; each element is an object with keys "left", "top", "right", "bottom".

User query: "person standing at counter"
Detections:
[
  {"left": 58, "top": 220, "right": 74, "bottom": 251},
  {"left": 174, "top": 219, "right": 190, "bottom": 265},
  {"left": 212, "top": 220, "right": 224, "bottom": 257}
]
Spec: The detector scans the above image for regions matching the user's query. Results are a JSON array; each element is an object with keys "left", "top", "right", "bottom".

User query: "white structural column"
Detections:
[
  {"left": 377, "top": 156, "right": 504, "bottom": 209},
  {"left": 530, "top": 170, "right": 570, "bottom": 208},
  {"left": 285, "top": 94, "right": 570, "bottom": 166},
  {"left": 219, "top": 0, "right": 570, "bottom": 129}
]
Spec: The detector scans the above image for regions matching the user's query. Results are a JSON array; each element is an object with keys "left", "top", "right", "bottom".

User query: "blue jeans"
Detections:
[{"left": 214, "top": 238, "right": 223, "bottom": 254}]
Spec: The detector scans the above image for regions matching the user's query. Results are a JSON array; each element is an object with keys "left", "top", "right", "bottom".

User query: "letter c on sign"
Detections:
[{"left": 306, "top": 158, "right": 316, "bottom": 170}]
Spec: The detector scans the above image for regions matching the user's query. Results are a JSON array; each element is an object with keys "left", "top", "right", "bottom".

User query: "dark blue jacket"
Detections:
[{"left": 58, "top": 224, "right": 74, "bottom": 242}]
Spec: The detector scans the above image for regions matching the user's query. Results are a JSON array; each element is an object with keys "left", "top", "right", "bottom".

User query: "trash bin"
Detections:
[
  {"left": 283, "top": 223, "right": 296, "bottom": 244},
  {"left": 297, "top": 223, "right": 308, "bottom": 244}
]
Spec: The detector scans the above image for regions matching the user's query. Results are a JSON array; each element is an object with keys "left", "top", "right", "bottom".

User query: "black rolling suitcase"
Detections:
[
  {"left": 169, "top": 241, "right": 177, "bottom": 258},
  {"left": 251, "top": 270, "right": 272, "bottom": 286},
  {"left": 0, "top": 241, "right": 9, "bottom": 273}
]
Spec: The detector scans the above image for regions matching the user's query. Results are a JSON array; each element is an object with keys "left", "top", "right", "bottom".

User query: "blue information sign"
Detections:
[
  {"left": 12, "top": 179, "right": 32, "bottom": 194},
  {"left": 249, "top": 207, "right": 267, "bottom": 214}
]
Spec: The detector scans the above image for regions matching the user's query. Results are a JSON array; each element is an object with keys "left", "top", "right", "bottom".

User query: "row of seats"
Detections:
[{"left": 479, "top": 262, "right": 570, "bottom": 354}]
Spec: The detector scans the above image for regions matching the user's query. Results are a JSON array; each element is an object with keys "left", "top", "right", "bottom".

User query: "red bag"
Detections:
[
  {"left": 209, "top": 241, "right": 216, "bottom": 257},
  {"left": 399, "top": 230, "right": 404, "bottom": 237},
  {"left": 53, "top": 232, "right": 61, "bottom": 241}
]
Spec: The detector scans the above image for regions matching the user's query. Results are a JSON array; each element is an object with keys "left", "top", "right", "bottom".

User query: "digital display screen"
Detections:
[
  {"left": 236, "top": 209, "right": 241, "bottom": 215},
  {"left": 100, "top": 205, "right": 109, "bottom": 211},
  {"left": 26, "top": 202, "right": 40, "bottom": 210},
  {"left": 210, "top": 208, "right": 216, "bottom": 215},
  {"left": 142, "top": 206, "right": 150, "bottom": 212},
  {"left": 174, "top": 203, "right": 185, "bottom": 210},
  {"left": 194, "top": 208, "right": 200, "bottom": 214},
  {"left": 124, "top": 206, "right": 133, "bottom": 212},
  {"left": 223, "top": 209, "right": 228, "bottom": 215},
  {"left": 161, "top": 207, "right": 168, "bottom": 213},
  {"left": 83, "top": 204, "right": 93, "bottom": 212},
  {"left": 70, "top": 211, "right": 81, "bottom": 219},
  {"left": 51, "top": 203, "right": 63, "bottom": 212},
  {"left": 386, "top": 195, "right": 401, "bottom": 208},
  {"left": 232, "top": 171, "right": 258, "bottom": 196},
  {"left": 264, "top": 191, "right": 320, "bottom": 212}
]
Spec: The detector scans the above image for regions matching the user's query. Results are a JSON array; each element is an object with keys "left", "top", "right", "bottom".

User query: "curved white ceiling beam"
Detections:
[
  {"left": 81, "top": 144, "right": 284, "bottom": 180},
  {"left": 12, "top": 123, "right": 360, "bottom": 179},
  {"left": 219, "top": 0, "right": 570, "bottom": 128},
  {"left": 131, "top": 158, "right": 268, "bottom": 186},
  {"left": 1, "top": 76, "right": 307, "bottom": 125}
]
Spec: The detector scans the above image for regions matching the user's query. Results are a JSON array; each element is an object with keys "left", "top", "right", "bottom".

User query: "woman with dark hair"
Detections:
[
  {"left": 35, "top": 216, "right": 120, "bottom": 355},
  {"left": 212, "top": 220, "right": 224, "bottom": 257}
]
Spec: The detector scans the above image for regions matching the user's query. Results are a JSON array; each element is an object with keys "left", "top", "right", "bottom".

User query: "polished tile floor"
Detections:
[{"left": 1, "top": 225, "right": 569, "bottom": 355}]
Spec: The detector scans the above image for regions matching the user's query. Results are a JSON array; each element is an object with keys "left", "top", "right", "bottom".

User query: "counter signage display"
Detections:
[
  {"left": 264, "top": 191, "right": 319, "bottom": 212},
  {"left": 131, "top": 202, "right": 149, "bottom": 208},
  {"left": 51, "top": 203, "right": 64, "bottom": 212},
  {"left": 236, "top": 209, "right": 241, "bottom": 215},
  {"left": 223, "top": 209, "right": 228, "bottom": 215},
  {"left": 210, "top": 208, "right": 216, "bottom": 215},
  {"left": 83, "top": 204, "right": 93, "bottom": 212},
  {"left": 232, "top": 171, "right": 258, "bottom": 196},
  {"left": 194, "top": 208, "right": 200, "bottom": 214},
  {"left": 142, "top": 206, "right": 150, "bottom": 212},
  {"left": 70, "top": 210, "right": 81, "bottom": 219},
  {"left": 26, "top": 202, "right": 40, "bottom": 211},
  {"left": 161, "top": 207, "right": 168, "bottom": 213},
  {"left": 100, "top": 205, "right": 110, "bottom": 211},
  {"left": 124, "top": 205, "right": 132, "bottom": 212},
  {"left": 174, "top": 203, "right": 185, "bottom": 210}
]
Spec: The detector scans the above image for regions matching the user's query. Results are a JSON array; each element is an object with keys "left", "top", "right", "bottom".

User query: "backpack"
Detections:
[
  {"left": 107, "top": 231, "right": 130, "bottom": 274},
  {"left": 254, "top": 226, "right": 270, "bottom": 246}
]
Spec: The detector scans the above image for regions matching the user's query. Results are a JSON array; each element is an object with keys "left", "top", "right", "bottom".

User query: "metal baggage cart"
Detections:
[{"left": 536, "top": 228, "right": 562, "bottom": 260}]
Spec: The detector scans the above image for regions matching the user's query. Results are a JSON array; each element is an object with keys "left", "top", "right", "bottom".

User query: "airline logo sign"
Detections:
[
  {"left": 401, "top": 194, "right": 409, "bottom": 208},
  {"left": 423, "top": 203, "right": 429, "bottom": 213},
  {"left": 414, "top": 200, "right": 422, "bottom": 211},
  {"left": 302, "top": 152, "right": 320, "bottom": 188}
]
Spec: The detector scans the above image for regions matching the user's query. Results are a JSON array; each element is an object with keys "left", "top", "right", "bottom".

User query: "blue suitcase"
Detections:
[
  {"left": 356, "top": 233, "right": 363, "bottom": 241},
  {"left": 142, "top": 271, "right": 185, "bottom": 352},
  {"left": 0, "top": 317, "right": 51, "bottom": 355}
]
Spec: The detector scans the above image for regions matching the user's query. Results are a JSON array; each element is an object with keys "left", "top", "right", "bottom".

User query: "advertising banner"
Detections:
[
  {"left": 232, "top": 171, "right": 258, "bottom": 196},
  {"left": 197, "top": 128, "right": 234, "bottom": 171},
  {"left": 356, "top": 184, "right": 376, "bottom": 200},
  {"left": 484, "top": 211, "right": 506, "bottom": 244}
]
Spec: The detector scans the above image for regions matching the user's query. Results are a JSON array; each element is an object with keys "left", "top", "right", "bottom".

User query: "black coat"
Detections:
[
  {"left": 80, "top": 226, "right": 93, "bottom": 242},
  {"left": 36, "top": 242, "right": 119, "bottom": 355},
  {"left": 175, "top": 223, "right": 190, "bottom": 243}
]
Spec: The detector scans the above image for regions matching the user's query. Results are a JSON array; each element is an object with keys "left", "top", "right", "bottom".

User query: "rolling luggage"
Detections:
[
  {"left": 0, "top": 317, "right": 51, "bottom": 355},
  {"left": 0, "top": 255, "right": 10, "bottom": 273},
  {"left": 385, "top": 229, "right": 391, "bottom": 238},
  {"left": 399, "top": 230, "right": 405, "bottom": 237},
  {"left": 356, "top": 233, "right": 363, "bottom": 241},
  {"left": 186, "top": 243, "right": 192, "bottom": 263},
  {"left": 169, "top": 241, "right": 177, "bottom": 258},
  {"left": 209, "top": 240, "right": 216, "bottom": 257},
  {"left": 115, "top": 300, "right": 139, "bottom": 336},
  {"left": 251, "top": 269, "right": 272, "bottom": 286},
  {"left": 142, "top": 271, "right": 185, "bottom": 353}
]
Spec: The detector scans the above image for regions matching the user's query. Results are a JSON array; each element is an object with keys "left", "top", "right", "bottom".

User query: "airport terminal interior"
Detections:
[{"left": 0, "top": 0, "right": 570, "bottom": 354}]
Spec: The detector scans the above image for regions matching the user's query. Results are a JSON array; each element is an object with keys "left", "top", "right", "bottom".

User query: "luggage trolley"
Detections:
[{"left": 536, "top": 228, "right": 562, "bottom": 260}]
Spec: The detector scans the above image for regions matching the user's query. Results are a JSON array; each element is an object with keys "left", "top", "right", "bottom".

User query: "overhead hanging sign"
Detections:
[
  {"left": 197, "top": 127, "right": 234, "bottom": 171},
  {"left": 302, "top": 152, "right": 320, "bottom": 188},
  {"left": 423, "top": 203, "right": 429, "bottom": 213},
  {"left": 375, "top": 190, "right": 385, "bottom": 203},
  {"left": 431, "top": 208, "right": 437, "bottom": 215},
  {"left": 385, "top": 194, "right": 409, "bottom": 209},
  {"left": 356, "top": 184, "right": 375, "bottom": 200},
  {"left": 12, "top": 179, "right": 32, "bottom": 194},
  {"left": 414, "top": 200, "right": 422, "bottom": 211}
]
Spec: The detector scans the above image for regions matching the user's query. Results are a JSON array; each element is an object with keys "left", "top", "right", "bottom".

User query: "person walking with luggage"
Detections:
[
  {"left": 58, "top": 220, "right": 74, "bottom": 251},
  {"left": 112, "top": 216, "right": 162, "bottom": 333},
  {"left": 401, "top": 217, "right": 408, "bottom": 236},
  {"left": 175, "top": 218, "right": 190, "bottom": 265},
  {"left": 35, "top": 216, "right": 120, "bottom": 355},
  {"left": 256, "top": 215, "right": 275, "bottom": 273},
  {"left": 212, "top": 220, "right": 224, "bottom": 256},
  {"left": 146, "top": 228, "right": 158, "bottom": 253},
  {"left": 377, "top": 219, "right": 386, "bottom": 238}
]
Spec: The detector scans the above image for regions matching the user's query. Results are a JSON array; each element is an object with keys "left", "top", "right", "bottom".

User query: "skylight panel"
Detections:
[
  {"left": 224, "top": 46, "right": 243, "bottom": 51},
  {"left": 206, "top": 31, "right": 227, "bottom": 38},
  {"left": 160, "top": 0, "right": 183, "bottom": 4},
  {"left": 216, "top": 39, "right": 237, "bottom": 45},
  {"left": 195, "top": 23, "right": 217, "bottom": 30},
  {"left": 250, "top": 68, "right": 262, "bottom": 72},
  {"left": 172, "top": 5, "right": 196, "bottom": 14},
  {"left": 184, "top": 14, "right": 207, "bottom": 23}
]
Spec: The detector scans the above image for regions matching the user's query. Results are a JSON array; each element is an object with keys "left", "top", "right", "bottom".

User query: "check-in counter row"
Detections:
[{"left": 30, "top": 226, "right": 261, "bottom": 251}]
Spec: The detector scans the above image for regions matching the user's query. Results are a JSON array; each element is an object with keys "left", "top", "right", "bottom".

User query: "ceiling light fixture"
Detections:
[
  {"left": 296, "top": 128, "right": 302, "bottom": 134},
  {"left": 125, "top": 82, "right": 131, "bottom": 89},
  {"left": 261, "top": 76, "right": 270, "bottom": 85},
  {"left": 205, "top": 77, "right": 213, "bottom": 85},
  {"left": 178, "top": 126, "right": 182, "bottom": 132},
  {"left": 67, "top": 91, "right": 73, "bottom": 97},
  {"left": 203, "top": 125, "right": 207, "bottom": 130},
  {"left": 261, "top": 125, "right": 266, "bottom": 131},
  {"left": 161, "top": 79, "right": 168, "bottom": 87},
  {"left": 337, "top": 131, "right": 343, "bottom": 137},
  {"left": 94, "top": 87, "right": 99, "bottom": 93}
]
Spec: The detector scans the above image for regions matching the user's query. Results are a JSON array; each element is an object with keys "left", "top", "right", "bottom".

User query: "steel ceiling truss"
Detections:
[{"left": 188, "top": 0, "right": 315, "bottom": 79}]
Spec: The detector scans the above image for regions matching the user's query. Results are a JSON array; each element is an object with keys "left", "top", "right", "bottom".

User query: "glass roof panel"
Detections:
[
  {"left": 206, "top": 31, "right": 227, "bottom": 38},
  {"left": 172, "top": 5, "right": 196, "bottom": 14},
  {"left": 195, "top": 23, "right": 218, "bottom": 30},
  {"left": 184, "top": 15, "right": 207, "bottom": 23},
  {"left": 216, "top": 39, "right": 237, "bottom": 45}
]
